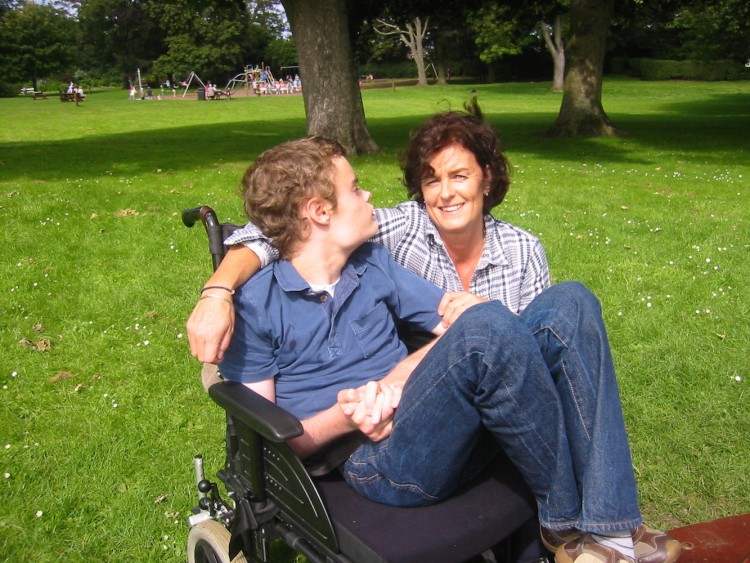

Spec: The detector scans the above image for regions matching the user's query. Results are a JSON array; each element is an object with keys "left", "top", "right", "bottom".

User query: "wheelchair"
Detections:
[{"left": 182, "top": 206, "right": 549, "bottom": 563}]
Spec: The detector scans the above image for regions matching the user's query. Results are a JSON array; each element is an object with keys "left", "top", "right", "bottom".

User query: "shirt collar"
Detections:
[
  {"left": 273, "top": 253, "right": 368, "bottom": 294},
  {"left": 424, "top": 210, "right": 510, "bottom": 269},
  {"left": 480, "top": 215, "right": 510, "bottom": 269}
]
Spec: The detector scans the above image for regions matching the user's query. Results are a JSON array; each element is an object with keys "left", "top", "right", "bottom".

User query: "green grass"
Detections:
[{"left": 1, "top": 78, "right": 748, "bottom": 561}]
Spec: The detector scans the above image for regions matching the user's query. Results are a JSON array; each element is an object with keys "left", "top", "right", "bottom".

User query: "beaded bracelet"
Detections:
[
  {"left": 200, "top": 285, "right": 235, "bottom": 295},
  {"left": 199, "top": 294, "right": 233, "bottom": 305}
]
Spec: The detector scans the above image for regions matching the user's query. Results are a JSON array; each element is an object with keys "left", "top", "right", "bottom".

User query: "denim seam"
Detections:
[
  {"left": 391, "top": 346, "right": 479, "bottom": 430},
  {"left": 534, "top": 324, "right": 592, "bottom": 442},
  {"left": 481, "top": 356, "right": 559, "bottom": 464},
  {"left": 344, "top": 462, "right": 440, "bottom": 504}
]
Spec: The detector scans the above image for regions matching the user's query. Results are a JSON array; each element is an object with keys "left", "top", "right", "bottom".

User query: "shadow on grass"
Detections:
[
  {"left": 0, "top": 117, "right": 307, "bottom": 183},
  {"left": 2, "top": 92, "right": 748, "bottom": 184}
]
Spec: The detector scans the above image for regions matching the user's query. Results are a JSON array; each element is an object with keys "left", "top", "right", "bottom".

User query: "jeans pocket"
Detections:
[{"left": 344, "top": 447, "right": 440, "bottom": 507}]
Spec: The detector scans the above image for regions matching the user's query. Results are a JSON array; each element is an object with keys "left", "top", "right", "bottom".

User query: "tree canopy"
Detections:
[
  {"left": 0, "top": 1, "right": 76, "bottom": 88},
  {"left": 2, "top": 0, "right": 747, "bottom": 141}
]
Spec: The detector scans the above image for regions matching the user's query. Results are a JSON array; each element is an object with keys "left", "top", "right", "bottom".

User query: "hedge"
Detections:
[{"left": 612, "top": 58, "right": 749, "bottom": 81}]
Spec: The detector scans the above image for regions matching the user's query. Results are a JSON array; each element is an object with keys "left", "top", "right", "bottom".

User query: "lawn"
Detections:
[{"left": 1, "top": 78, "right": 748, "bottom": 561}]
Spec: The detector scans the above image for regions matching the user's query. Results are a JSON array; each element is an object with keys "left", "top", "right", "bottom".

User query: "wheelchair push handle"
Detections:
[
  {"left": 181, "top": 206, "right": 227, "bottom": 271},
  {"left": 181, "top": 206, "right": 219, "bottom": 229}
]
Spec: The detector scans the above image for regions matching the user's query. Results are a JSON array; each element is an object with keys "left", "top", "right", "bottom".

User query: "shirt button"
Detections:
[{"left": 320, "top": 295, "right": 327, "bottom": 302}]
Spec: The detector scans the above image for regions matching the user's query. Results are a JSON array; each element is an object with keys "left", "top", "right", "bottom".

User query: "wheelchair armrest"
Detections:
[{"left": 208, "top": 380, "right": 303, "bottom": 442}]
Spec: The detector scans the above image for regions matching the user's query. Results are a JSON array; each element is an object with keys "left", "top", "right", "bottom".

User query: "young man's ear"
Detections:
[{"left": 302, "top": 197, "right": 333, "bottom": 226}]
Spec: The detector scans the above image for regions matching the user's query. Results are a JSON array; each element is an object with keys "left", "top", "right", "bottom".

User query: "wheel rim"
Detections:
[{"left": 193, "top": 538, "right": 222, "bottom": 563}]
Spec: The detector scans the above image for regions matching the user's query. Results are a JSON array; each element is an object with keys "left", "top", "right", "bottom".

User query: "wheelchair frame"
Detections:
[{"left": 182, "top": 206, "right": 546, "bottom": 563}]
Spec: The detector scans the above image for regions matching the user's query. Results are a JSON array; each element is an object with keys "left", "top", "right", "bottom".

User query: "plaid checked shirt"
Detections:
[{"left": 225, "top": 201, "right": 550, "bottom": 315}]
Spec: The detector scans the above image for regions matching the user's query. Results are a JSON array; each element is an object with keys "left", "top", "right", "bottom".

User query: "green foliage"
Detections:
[
  {"left": 667, "top": 0, "right": 750, "bottom": 61},
  {"left": 612, "top": 0, "right": 750, "bottom": 63},
  {"left": 0, "top": 1, "right": 76, "bottom": 86},
  {"left": 247, "top": 0, "right": 288, "bottom": 37},
  {"left": 147, "top": 0, "right": 249, "bottom": 81},
  {"left": 76, "top": 0, "right": 164, "bottom": 80},
  {"left": 264, "top": 38, "right": 297, "bottom": 75},
  {"left": 467, "top": 3, "right": 529, "bottom": 64},
  {"left": 360, "top": 60, "right": 420, "bottom": 79},
  {"left": 1, "top": 79, "right": 749, "bottom": 561},
  {"left": 625, "top": 58, "right": 749, "bottom": 81}
]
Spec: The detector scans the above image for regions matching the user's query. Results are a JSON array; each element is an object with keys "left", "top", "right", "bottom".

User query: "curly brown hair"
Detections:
[
  {"left": 241, "top": 137, "right": 346, "bottom": 258},
  {"left": 401, "top": 101, "right": 511, "bottom": 213}
]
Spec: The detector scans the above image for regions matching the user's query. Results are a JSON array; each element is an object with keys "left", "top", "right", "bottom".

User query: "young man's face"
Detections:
[{"left": 328, "top": 156, "right": 377, "bottom": 250}]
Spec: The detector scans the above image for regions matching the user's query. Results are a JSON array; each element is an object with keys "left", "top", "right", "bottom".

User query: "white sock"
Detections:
[{"left": 592, "top": 530, "right": 635, "bottom": 559}]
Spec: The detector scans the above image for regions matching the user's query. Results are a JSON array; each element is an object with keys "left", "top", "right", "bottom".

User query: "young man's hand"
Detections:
[{"left": 338, "top": 381, "right": 402, "bottom": 441}]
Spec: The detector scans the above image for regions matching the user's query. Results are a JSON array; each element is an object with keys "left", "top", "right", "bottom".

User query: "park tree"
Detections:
[
  {"left": 280, "top": 0, "right": 379, "bottom": 155},
  {"left": 246, "top": 0, "right": 287, "bottom": 37},
  {"left": 467, "top": 0, "right": 567, "bottom": 88},
  {"left": 468, "top": 3, "right": 530, "bottom": 82},
  {"left": 76, "top": 0, "right": 163, "bottom": 82},
  {"left": 548, "top": 0, "right": 617, "bottom": 137},
  {"left": 611, "top": 0, "right": 750, "bottom": 63},
  {"left": 361, "top": 0, "right": 480, "bottom": 85},
  {"left": 264, "top": 37, "right": 297, "bottom": 76},
  {"left": 538, "top": 15, "right": 565, "bottom": 91},
  {"left": 0, "top": 1, "right": 76, "bottom": 89},
  {"left": 146, "top": 0, "right": 249, "bottom": 83},
  {"left": 665, "top": 0, "right": 750, "bottom": 62},
  {"left": 0, "top": 0, "right": 18, "bottom": 16},
  {"left": 373, "top": 16, "right": 430, "bottom": 86}
]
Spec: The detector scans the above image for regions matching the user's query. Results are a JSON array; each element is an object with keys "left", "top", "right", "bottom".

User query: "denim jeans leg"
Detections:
[
  {"left": 521, "top": 282, "right": 642, "bottom": 532},
  {"left": 344, "top": 301, "right": 580, "bottom": 527}
]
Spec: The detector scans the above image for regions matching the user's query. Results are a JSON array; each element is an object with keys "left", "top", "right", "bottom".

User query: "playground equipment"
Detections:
[
  {"left": 181, "top": 71, "right": 207, "bottom": 98},
  {"left": 224, "top": 64, "right": 300, "bottom": 96}
]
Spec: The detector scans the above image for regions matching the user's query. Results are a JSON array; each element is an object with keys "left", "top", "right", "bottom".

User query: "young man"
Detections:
[
  {"left": 214, "top": 137, "right": 680, "bottom": 563},
  {"left": 218, "top": 136, "right": 448, "bottom": 458}
]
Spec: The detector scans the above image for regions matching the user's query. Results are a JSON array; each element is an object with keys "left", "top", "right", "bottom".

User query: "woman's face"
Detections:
[{"left": 421, "top": 143, "right": 488, "bottom": 239}]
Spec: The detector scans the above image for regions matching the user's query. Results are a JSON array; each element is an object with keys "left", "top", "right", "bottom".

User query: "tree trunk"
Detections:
[
  {"left": 547, "top": 0, "right": 618, "bottom": 137},
  {"left": 281, "top": 0, "right": 379, "bottom": 155},
  {"left": 409, "top": 18, "right": 429, "bottom": 86},
  {"left": 376, "top": 17, "right": 430, "bottom": 87},
  {"left": 540, "top": 15, "right": 565, "bottom": 92},
  {"left": 434, "top": 39, "right": 447, "bottom": 85},
  {"left": 414, "top": 51, "right": 428, "bottom": 86}
]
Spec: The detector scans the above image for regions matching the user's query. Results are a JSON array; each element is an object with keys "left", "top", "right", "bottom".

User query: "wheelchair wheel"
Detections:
[{"left": 187, "top": 520, "right": 248, "bottom": 563}]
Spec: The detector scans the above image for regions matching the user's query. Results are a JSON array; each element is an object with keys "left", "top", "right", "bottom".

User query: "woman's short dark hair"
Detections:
[{"left": 401, "top": 101, "right": 511, "bottom": 213}]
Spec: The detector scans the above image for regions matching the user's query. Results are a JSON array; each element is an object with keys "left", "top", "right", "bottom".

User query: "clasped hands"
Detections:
[{"left": 338, "top": 380, "right": 402, "bottom": 442}]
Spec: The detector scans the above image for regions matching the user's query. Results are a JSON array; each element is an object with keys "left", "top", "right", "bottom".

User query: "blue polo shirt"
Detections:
[{"left": 220, "top": 243, "right": 445, "bottom": 420}]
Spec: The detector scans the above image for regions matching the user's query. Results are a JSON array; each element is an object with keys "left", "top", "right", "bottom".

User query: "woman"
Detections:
[{"left": 186, "top": 105, "right": 681, "bottom": 563}]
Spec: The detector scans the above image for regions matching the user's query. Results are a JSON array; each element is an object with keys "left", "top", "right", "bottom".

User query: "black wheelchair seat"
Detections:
[{"left": 315, "top": 459, "right": 535, "bottom": 563}]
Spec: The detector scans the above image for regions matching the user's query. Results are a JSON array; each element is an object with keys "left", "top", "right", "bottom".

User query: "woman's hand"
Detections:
[
  {"left": 438, "top": 291, "right": 489, "bottom": 328},
  {"left": 186, "top": 296, "right": 235, "bottom": 363}
]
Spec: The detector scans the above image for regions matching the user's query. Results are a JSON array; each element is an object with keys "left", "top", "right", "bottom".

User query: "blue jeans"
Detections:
[{"left": 343, "top": 282, "right": 643, "bottom": 533}]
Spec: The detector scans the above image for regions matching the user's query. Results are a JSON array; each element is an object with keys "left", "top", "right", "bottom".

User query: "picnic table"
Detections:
[
  {"left": 21, "top": 88, "right": 46, "bottom": 99},
  {"left": 59, "top": 91, "right": 84, "bottom": 102},
  {"left": 210, "top": 89, "right": 232, "bottom": 100}
]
